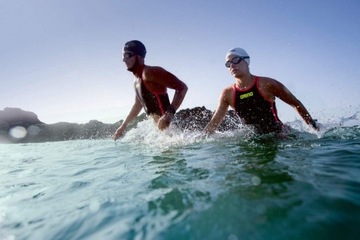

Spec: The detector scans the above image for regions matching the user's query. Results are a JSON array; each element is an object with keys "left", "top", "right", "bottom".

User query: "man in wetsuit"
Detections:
[
  {"left": 204, "top": 47, "right": 318, "bottom": 135},
  {"left": 114, "top": 40, "right": 188, "bottom": 140}
]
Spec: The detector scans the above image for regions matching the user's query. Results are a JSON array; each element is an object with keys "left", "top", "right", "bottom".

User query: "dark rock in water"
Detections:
[
  {"left": 0, "top": 106, "right": 241, "bottom": 144},
  {"left": 0, "top": 107, "right": 42, "bottom": 130},
  {"left": 0, "top": 108, "right": 147, "bottom": 143},
  {"left": 173, "top": 106, "right": 241, "bottom": 132},
  {"left": 32, "top": 114, "right": 147, "bottom": 143},
  {"left": 0, "top": 108, "right": 43, "bottom": 143},
  {"left": 173, "top": 106, "right": 212, "bottom": 131},
  {"left": 0, "top": 120, "right": 123, "bottom": 144}
]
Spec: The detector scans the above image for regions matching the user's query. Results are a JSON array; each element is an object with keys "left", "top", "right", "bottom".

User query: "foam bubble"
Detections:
[{"left": 251, "top": 176, "right": 261, "bottom": 186}]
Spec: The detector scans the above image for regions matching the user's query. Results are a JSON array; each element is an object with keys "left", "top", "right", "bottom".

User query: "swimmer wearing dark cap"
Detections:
[{"left": 114, "top": 40, "right": 188, "bottom": 140}]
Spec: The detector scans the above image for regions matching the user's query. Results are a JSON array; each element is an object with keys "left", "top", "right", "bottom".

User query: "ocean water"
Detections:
[{"left": 1, "top": 118, "right": 360, "bottom": 240}]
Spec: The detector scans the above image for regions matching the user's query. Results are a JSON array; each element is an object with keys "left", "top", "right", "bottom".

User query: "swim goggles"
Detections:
[
  {"left": 225, "top": 56, "right": 249, "bottom": 68},
  {"left": 123, "top": 52, "right": 135, "bottom": 59}
]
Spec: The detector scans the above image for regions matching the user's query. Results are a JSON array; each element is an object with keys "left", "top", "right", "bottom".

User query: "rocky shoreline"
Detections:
[{"left": 0, "top": 107, "right": 241, "bottom": 144}]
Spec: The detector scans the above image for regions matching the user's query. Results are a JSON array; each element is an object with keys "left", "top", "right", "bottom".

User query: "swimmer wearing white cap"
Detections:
[{"left": 204, "top": 47, "right": 319, "bottom": 135}]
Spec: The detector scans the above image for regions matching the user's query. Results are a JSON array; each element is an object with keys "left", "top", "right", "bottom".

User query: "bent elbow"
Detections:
[
  {"left": 179, "top": 83, "right": 188, "bottom": 95},
  {"left": 183, "top": 84, "right": 188, "bottom": 94}
]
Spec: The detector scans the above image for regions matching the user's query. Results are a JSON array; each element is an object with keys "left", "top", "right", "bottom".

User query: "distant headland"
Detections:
[{"left": 0, "top": 107, "right": 240, "bottom": 144}]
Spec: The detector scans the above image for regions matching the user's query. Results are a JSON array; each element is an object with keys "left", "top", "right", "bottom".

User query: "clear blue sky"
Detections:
[{"left": 1, "top": 0, "right": 360, "bottom": 124}]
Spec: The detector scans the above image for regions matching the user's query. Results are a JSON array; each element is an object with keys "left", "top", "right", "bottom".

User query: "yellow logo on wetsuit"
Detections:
[{"left": 240, "top": 92, "right": 254, "bottom": 99}]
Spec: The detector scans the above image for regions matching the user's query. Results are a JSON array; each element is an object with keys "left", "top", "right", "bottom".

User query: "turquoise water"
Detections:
[{"left": 1, "top": 119, "right": 360, "bottom": 240}]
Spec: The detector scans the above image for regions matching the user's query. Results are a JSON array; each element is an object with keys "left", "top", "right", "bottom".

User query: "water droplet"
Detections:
[{"left": 251, "top": 176, "right": 261, "bottom": 186}]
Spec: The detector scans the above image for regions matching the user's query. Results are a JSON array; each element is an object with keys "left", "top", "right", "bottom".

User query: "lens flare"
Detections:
[
  {"left": 9, "top": 126, "right": 27, "bottom": 139},
  {"left": 27, "top": 125, "right": 41, "bottom": 136}
]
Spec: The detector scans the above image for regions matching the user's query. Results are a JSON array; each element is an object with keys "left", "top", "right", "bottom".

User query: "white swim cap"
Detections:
[{"left": 226, "top": 48, "right": 250, "bottom": 65}]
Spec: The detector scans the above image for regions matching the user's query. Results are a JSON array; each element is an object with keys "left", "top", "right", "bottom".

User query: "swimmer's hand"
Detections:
[
  {"left": 113, "top": 127, "right": 125, "bottom": 141},
  {"left": 310, "top": 119, "right": 320, "bottom": 131},
  {"left": 158, "top": 112, "right": 173, "bottom": 130}
]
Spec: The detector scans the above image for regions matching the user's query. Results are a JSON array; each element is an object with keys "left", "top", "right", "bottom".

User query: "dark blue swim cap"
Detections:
[{"left": 123, "top": 40, "right": 147, "bottom": 58}]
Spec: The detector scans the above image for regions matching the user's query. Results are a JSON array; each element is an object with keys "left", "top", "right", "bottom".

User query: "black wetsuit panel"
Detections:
[
  {"left": 134, "top": 78, "right": 171, "bottom": 116},
  {"left": 233, "top": 77, "right": 283, "bottom": 134}
]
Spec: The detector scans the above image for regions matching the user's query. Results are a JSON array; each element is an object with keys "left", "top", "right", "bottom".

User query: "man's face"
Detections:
[{"left": 122, "top": 51, "right": 137, "bottom": 71}]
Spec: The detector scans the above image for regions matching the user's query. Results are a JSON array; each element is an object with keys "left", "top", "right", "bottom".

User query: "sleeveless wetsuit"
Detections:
[
  {"left": 233, "top": 76, "right": 283, "bottom": 134},
  {"left": 134, "top": 77, "right": 171, "bottom": 116}
]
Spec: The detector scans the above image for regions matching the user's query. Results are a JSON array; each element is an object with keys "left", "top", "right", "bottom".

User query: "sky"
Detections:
[{"left": 1, "top": 0, "right": 360, "bottom": 124}]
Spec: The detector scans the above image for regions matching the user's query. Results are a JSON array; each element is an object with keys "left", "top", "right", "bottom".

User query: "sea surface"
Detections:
[{"left": 1, "top": 118, "right": 360, "bottom": 240}]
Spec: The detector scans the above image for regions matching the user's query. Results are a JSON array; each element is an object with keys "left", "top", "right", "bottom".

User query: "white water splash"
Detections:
[
  {"left": 118, "top": 112, "right": 360, "bottom": 151},
  {"left": 119, "top": 118, "right": 257, "bottom": 153},
  {"left": 120, "top": 119, "right": 205, "bottom": 150},
  {"left": 340, "top": 111, "right": 359, "bottom": 127}
]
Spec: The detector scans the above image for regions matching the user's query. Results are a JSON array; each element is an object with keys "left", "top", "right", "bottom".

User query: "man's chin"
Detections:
[
  {"left": 126, "top": 58, "right": 138, "bottom": 72},
  {"left": 127, "top": 67, "right": 135, "bottom": 72}
]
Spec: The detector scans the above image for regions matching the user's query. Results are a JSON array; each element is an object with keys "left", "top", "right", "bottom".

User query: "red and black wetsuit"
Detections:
[
  {"left": 134, "top": 77, "right": 171, "bottom": 116},
  {"left": 233, "top": 76, "right": 283, "bottom": 134}
]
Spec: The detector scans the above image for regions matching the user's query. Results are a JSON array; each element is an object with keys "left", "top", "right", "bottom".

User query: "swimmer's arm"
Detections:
[
  {"left": 204, "top": 89, "right": 230, "bottom": 134},
  {"left": 145, "top": 66, "right": 188, "bottom": 111},
  {"left": 114, "top": 97, "right": 143, "bottom": 140},
  {"left": 270, "top": 80, "right": 319, "bottom": 130}
]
